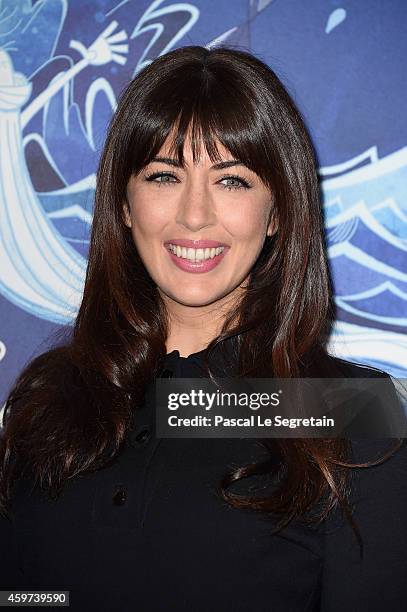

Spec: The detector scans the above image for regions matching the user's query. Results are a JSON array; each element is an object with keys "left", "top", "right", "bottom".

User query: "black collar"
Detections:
[{"left": 160, "top": 335, "right": 239, "bottom": 378}]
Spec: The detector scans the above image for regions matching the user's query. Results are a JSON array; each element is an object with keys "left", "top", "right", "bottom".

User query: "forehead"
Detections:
[
  {"left": 139, "top": 121, "right": 269, "bottom": 186},
  {"left": 157, "top": 133, "right": 232, "bottom": 164}
]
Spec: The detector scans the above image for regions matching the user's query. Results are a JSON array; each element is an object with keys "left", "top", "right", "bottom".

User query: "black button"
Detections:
[
  {"left": 135, "top": 428, "right": 150, "bottom": 444},
  {"left": 160, "top": 368, "right": 173, "bottom": 378},
  {"left": 112, "top": 489, "right": 127, "bottom": 506}
]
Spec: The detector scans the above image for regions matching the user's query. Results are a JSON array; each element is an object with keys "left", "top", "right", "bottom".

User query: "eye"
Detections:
[
  {"left": 219, "top": 175, "right": 252, "bottom": 191},
  {"left": 144, "top": 171, "right": 178, "bottom": 186},
  {"left": 143, "top": 171, "right": 252, "bottom": 191}
]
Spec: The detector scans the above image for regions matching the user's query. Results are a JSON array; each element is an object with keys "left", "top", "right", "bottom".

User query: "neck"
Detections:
[{"left": 161, "top": 289, "right": 243, "bottom": 358}]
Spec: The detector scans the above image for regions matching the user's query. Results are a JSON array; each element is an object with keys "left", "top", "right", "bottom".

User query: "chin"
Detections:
[{"left": 165, "top": 287, "right": 226, "bottom": 307}]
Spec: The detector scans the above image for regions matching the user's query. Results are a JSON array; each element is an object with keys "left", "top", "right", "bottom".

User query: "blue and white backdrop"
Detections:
[{"left": 1, "top": 0, "right": 406, "bottom": 405}]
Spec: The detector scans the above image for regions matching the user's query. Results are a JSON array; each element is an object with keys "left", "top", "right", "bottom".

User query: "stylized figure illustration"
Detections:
[
  {"left": 0, "top": 21, "right": 128, "bottom": 323},
  {"left": 21, "top": 20, "right": 129, "bottom": 129},
  {"left": 0, "top": 2, "right": 405, "bottom": 377}
]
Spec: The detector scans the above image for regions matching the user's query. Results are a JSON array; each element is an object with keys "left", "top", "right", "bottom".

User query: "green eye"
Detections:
[
  {"left": 145, "top": 172, "right": 178, "bottom": 185},
  {"left": 219, "top": 175, "right": 252, "bottom": 191},
  {"left": 144, "top": 171, "right": 252, "bottom": 190}
]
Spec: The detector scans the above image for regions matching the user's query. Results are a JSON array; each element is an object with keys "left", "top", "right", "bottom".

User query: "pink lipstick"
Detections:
[{"left": 164, "top": 239, "right": 230, "bottom": 273}]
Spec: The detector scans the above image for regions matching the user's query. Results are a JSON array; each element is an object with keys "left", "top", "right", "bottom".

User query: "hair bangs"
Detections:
[
  {"left": 164, "top": 100, "right": 274, "bottom": 192},
  {"left": 130, "top": 66, "right": 274, "bottom": 192}
]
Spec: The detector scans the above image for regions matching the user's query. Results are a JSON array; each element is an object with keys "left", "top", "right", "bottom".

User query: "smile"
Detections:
[
  {"left": 164, "top": 243, "right": 229, "bottom": 274},
  {"left": 167, "top": 243, "right": 225, "bottom": 261}
]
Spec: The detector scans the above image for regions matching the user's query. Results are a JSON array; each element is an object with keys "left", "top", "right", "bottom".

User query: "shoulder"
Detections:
[
  {"left": 326, "top": 354, "right": 392, "bottom": 379},
  {"left": 302, "top": 349, "right": 392, "bottom": 379},
  {"left": 312, "top": 354, "right": 406, "bottom": 438}
]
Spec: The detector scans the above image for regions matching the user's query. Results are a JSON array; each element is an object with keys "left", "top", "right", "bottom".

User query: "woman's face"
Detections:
[{"left": 123, "top": 134, "right": 276, "bottom": 308}]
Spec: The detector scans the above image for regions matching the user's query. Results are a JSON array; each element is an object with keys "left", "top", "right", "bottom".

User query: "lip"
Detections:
[
  {"left": 164, "top": 239, "right": 229, "bottom": 248},
  {"left": 164, "top": 242, "right": 230, "bottom": 274}
]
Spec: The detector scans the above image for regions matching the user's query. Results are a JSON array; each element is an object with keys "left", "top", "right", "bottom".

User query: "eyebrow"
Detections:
[{"left": 149, "top": 156, "right": 247, "bottom": 171}]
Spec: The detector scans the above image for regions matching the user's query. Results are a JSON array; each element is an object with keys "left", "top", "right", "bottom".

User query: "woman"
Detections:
[{"left": 1, "top": 45, "right": 406, "bottom": 611}]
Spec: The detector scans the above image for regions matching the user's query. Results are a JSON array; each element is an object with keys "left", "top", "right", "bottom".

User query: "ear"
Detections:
[{"left": 122, "top": 201, "right": 132, "bottom": 228}]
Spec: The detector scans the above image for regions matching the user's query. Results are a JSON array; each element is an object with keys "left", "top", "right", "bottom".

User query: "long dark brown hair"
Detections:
[{"left": 1, "top": 45, "right": 403, "bottom": 555}]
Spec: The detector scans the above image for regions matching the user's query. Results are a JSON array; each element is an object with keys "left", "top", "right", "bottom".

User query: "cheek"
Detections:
[
  {"left": 224, "top": 204, "right": 268, "bottom": 242},
  {"left": 129, "top": 198, "right": 171, "bottom": 239}
]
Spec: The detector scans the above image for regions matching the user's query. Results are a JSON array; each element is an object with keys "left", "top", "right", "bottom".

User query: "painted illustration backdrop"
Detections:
[{"left": 1, "top": 0, "right": 406, "bottom": 407}]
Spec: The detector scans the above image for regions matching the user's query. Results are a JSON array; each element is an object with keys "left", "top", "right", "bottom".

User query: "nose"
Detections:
[{"left": 175, "top": 179, "right": 217, "bottom": 232}]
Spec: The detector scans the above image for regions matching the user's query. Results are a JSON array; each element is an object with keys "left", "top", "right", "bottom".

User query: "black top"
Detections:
[{"left": 1, "top": 343, "right": 407, "bottom": 611}]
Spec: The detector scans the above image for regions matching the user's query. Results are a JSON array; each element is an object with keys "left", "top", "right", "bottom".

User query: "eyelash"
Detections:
[{"left": 144, "top": 171, "right": 252, "bottom": 191}]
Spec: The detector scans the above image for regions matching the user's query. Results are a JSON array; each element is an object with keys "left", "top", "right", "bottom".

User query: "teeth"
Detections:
[{"left": 168, "top": 244, "right": 225, "bottom": 261}]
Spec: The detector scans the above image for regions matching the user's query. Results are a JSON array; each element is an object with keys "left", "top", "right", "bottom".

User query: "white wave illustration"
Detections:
[
  {"left": 0, "top": 49, "right": 85, "bottom": 323},
  {"left": 371, "top": 198, "right": 407, "bottom": 240},
  {"left": 328, "top": 320, "right": 407, "bottom": 377},
  {"left": 322, "top": 146, "right": 407, "bottom": 341},
  {"left": 326, "top": 200, "right": 407, "bottom": 251},
  {"left": 322, "top": 146, "right": 407, "bottom": 187},
  {"left": 336, "top": 281, "right": 407, "bottom": 326},
  {"left": 48, "top": 204, "right": 93, "bottom": 224},
  {"left": 0, "top": 21, "right": 128, "bottom": 323},
  {"left": 328, "top": 243, "right": 407, "bottom": 282},
  {"left": 321, "top": 147, "right": 407, "bottom": 248},
  {"left": 373, "top": 198, "right": 407, "bottom": 224},
  {"left": 39, "top": 174, "right": 96, "bottom": 196},
  {"left": 327, "top": 217, "right": 358, "bottom": 245}
]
